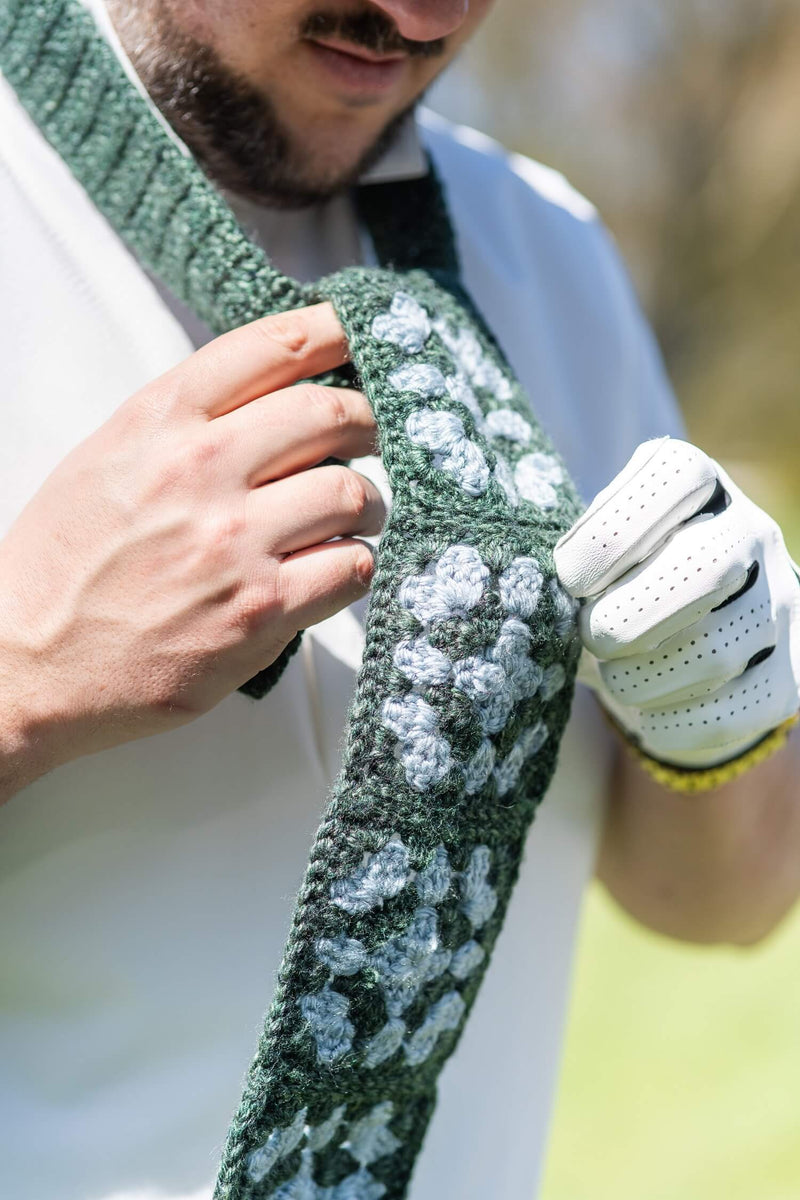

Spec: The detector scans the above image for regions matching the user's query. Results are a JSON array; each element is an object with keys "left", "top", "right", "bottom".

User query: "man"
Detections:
[{"left": 1, "top": 1, "right": 799, "bottom": 1198}]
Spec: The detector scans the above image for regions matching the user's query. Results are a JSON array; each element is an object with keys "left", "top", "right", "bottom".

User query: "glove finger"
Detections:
[
  {"left": 626, "top": 647, "right": 797, "bottom": 768},
  {"left": 555, "top": 437, "right": 718, "bottom": 599},
  {"left": 580, "top": 507, "right": 756, "bottom": 660},
  {"left": 598, "top": 563, "right": 775, "bottom": 707}
]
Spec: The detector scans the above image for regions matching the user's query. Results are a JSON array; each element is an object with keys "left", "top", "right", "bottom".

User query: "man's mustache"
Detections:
[{"left": 301, "top": 10, "right": 447, "bottom": 59}]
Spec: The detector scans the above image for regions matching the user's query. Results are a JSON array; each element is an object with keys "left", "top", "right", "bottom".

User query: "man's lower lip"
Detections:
[{"left": 303, "top": 40, "right": 407, "bottom": 94}]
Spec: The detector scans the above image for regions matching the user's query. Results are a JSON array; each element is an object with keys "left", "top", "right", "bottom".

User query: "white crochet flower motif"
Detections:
[
  {"left": 433, "top": 319, "right": 514, "bottom": 401},
  {"left": 405, "top": 408, "right": 490, "bottom": 496},
  {"left": 389, "top": 362, "right": 447, "bottom": 397},
  {"left": 452, "top": 618, "right": 542, "bottom": 736},
  {"left": 398, "top": 544, "right": 490, "bottom": 623},
  {"left": 383, "top": 547, "right": 489, "bottom": 791},
  {"left": 329, "top": 837, "right": 411, "bottom": 914},
  {"left": 247, "top": 1106, "right": 309, "bottom": 1184},
  {"left": 389, "top": 349, "right": 535, "bottom": 507},
  {"left": 445, "top": 374, "right": 533, "bottom": 449},
  {"left": 381, "top": 693, "right": 453, "bottom": 792},
  {"left": 483, "top": 409, "right": 532, "bottom": 444},
  {"left": 499, "top": 556, "right": 544, "bottom": 618},
  {"left": 393, "top": 636, "right": 452, "bottom": 687},
  {"left": 372, "top": 292, "right": 431, "bottom": 354},
  {"left": 445, "top": 371, "right": 484, "bottom": 425},
  {"left": 514, "top": 452, "right": 564, "bottom": 509},
  {"left": 389, "top": 549, "right": 555, "bottom": 795},
  {"left": 247, "top": 1101, "right": 399, "bottom": 1196},
  {"left": 493, "top": 454, "right": 520, "bottom": 507}
]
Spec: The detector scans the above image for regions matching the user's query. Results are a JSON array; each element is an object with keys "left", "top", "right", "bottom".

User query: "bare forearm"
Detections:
[{"left": 597, "top": 722, "right": 800, "bottom": 946}]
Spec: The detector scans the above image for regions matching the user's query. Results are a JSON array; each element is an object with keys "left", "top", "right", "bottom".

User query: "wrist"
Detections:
[
  {"left": 0, "top": 634, "right": 64, "bottom": 805},
  {"left": 604, "top": 702, "right": 799, "bottom": 794},
  {"left": 0, "top": 699, "right": 50, "bottom": 804}
]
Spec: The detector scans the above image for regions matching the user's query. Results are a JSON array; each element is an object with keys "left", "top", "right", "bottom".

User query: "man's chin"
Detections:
[
  {"left": 224, "top": 167, "right": 357, "bottom": 211},
  {"left": 224, "top": 106, "right": 418, "bottom": 210}
]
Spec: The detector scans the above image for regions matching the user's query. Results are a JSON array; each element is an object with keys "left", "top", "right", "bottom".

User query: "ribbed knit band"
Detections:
[
  {"left": 0, "top": 0, "right": 311, "bottom": 319},
  {"left": 1, "top": 4, "right": 586, "bottom": 1198}
]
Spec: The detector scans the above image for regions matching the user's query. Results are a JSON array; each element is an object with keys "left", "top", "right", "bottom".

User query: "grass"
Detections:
[{"left": 540, "top": 883, "right": 800, "bottom": 1200}]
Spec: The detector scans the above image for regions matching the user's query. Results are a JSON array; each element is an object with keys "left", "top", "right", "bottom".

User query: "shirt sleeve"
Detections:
[{"left": 594, "top": 220, "right": 686, "bottom": 445}]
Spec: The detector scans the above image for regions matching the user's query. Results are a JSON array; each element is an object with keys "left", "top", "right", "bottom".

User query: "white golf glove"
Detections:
[{"left": 554, "top": 437, "right": 800, "bottom": 771}]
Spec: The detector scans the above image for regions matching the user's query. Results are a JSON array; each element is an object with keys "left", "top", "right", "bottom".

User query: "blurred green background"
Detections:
[
  {"left": 542, "top": 879, "right": 800, "bottom": 1200},
  {"left": 430, "top": 1, "right": 800, "bottom": 1196}
]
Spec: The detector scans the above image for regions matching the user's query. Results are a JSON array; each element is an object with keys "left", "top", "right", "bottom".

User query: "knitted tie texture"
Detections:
[{"left": 1, "top": 3, "right": 585, "bottom": 1197}]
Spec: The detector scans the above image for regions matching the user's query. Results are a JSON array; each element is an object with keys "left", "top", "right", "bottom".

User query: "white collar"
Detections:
[{"left": 357, "top": 113, "right": 427, "bottom": 184}]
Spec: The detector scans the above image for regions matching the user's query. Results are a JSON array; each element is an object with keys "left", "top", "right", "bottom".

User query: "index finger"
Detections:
[
  {"left": 158, "top": 302, "right": 351, "bottom": 420},
  {"left": 553, "top": 438, "right": 719, "bottom": 599}
]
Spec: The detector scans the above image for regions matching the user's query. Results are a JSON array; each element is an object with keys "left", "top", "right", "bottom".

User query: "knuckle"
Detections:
[
  {"left": 305, "top": 383, "right": 350, "bottom": 433},
  {"left": 183, "top": 434, "right": 222, "bottom": 472},
  {"left": 552, "top": 548, "right": 585, "bottom": 600},
  {"left": 272, "top": 562, "right": 294, "bottom": 622},
  {"left": 674, "top": 438, "right": 711, "bottom": 467},
  {"left": 125, "top": 377, "right": 187, "bottom": 433},
  {"left": 202, "top": 506, "right": 247, "bottom": 550},
  {"left": 355, "top": 542, "right": 374, "bottom": 583},
  {"left": 157, "top": 434, "right": 221, "bottom": 491},
  {"left": 227, "top": 565, "right": 283, "bottom": 641},
  {"left": 335, "top": 467, "right": 371, "bottom": 522},
  {"left": 272, "top": 562, "right": 309, "bottom": 632},
  {"left": 143, "top": 351, "right": 218, "bottom": 418},
  {"left": 352, "top": 543, "right": 376, "bottom": 590},
  {"left": 193, "top": 511, "right": 248, "bottom": 583},
  {"left": 232, "top": 590, "right": 273, "bottom": 639},
  {"left": 257, "top": 310, "right": 311, "bottom": 359}
]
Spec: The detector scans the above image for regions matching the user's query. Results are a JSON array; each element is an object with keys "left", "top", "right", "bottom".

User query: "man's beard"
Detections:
[{"left": 108, "top": 3, "right": 444, "bottom": 210}]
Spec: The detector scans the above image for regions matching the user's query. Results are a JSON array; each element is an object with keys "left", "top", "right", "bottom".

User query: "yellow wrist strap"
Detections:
[{"left": 625, "top": 713, "right": 799, "bottom": 794}]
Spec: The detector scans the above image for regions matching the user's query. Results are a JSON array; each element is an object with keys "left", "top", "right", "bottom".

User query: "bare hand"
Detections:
[{"left": 0, "top": 303, "right": 382, "bottom": 781}]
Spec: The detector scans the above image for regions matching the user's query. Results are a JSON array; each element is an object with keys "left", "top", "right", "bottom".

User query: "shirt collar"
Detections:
[
  {"left": 80, "top": 0, "right": 428, "bottom": 186},
  {"left": 357, "top": 113, "right": 428, "bottom": 184}
]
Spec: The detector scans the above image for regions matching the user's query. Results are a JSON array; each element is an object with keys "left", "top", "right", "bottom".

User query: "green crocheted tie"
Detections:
[{"left": 0, "top": 2, "right": 585, "bottom": 1196}]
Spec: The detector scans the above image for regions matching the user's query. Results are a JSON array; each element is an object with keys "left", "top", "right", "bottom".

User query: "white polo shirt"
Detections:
[{"left": 0, "top": 23, "right": 683, "bottom": 1200}]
